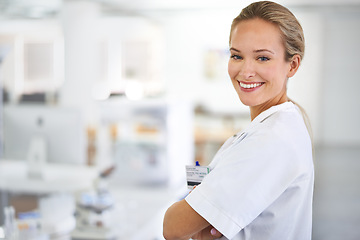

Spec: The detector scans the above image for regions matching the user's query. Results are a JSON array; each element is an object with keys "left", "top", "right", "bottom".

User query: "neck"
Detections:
[{"left": 250, "top": 93, "right": 288, "bottom": 121}]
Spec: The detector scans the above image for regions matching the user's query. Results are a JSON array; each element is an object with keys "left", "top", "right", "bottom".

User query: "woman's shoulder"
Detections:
[
  {"left": 255, "top": 103, "right": 307, "bottom": 136},
  {"left": 247, "top": 104, "right": 312, "bottom": 160}
]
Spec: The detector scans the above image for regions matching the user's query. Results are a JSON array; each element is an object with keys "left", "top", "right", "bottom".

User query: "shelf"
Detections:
[{"left": 0, "top": 160, "right": 99, "bottom": 194}]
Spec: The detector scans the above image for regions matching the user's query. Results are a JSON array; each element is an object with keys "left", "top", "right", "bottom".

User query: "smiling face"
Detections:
[{"left": 228, "top": 18, "right": 299, "bottom": 119}]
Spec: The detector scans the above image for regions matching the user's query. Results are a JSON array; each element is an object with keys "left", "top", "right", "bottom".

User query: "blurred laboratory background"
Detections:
[{"left": 0, "top": 0, "right": 359, "bottom": 239}]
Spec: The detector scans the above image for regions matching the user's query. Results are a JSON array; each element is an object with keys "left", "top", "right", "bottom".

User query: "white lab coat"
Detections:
[{"left": 186, "top": 102, "right": 314, "bottom": 240}]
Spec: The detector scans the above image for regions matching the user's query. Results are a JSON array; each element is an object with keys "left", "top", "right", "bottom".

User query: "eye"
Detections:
[
  {"left": 230, "top": 54, "right": 242, "bottom": 60},
  {"left": 257, "top": 56, "right": 270, "bottom": 62}
]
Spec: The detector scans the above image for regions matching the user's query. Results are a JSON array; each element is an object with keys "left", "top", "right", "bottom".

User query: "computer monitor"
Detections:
[{"left": 2, "top": 104, "right": 87, "bottom": 165}]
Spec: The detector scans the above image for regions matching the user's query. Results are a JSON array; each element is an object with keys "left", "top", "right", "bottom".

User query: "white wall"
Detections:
[
  {"left": 155, "top": 9, "right": 249, "bottom": 114},
  {"left": 320, "top": 9, "right": 360, "bottom": 146},
  {"left": 60, "top": 0, "right": 101, "bottom": 124},
  {"left": 287, "top": 10, "right": 324, "bottom": 145}
]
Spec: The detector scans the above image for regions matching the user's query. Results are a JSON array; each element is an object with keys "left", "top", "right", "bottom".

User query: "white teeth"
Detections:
[{"left": 240, "top": 82, "right": 263, "bottom": 89}]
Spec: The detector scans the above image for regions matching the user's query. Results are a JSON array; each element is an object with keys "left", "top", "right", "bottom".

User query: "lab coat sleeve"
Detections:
[{"left": 185, "top": 127, "right": 309, "bottom": 239}]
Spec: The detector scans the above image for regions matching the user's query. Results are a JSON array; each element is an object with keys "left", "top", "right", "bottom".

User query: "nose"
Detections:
[{"left": 237, "top": 60, "right": 256, "bottom": 80}]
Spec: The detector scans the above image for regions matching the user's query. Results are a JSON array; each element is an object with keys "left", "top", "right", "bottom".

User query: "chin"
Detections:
[{"left": 239, "top": 98, "right": 255, "bottom": 107}]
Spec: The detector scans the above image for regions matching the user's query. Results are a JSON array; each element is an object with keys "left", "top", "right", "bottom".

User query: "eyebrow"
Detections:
[
  {"left": 229, "top": 47, "right": 275, "bottom": 54},
  {"left": 254, "top": 49, "right": 275, "bottom": 54}
]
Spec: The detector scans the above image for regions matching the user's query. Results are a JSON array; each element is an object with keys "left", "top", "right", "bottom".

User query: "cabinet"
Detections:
[{"left": 98, "top": 98, "right": 194, "bottom": 188}]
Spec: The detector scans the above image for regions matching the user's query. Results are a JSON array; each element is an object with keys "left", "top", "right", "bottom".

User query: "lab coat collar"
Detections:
[{"left": 250, "top": 101, "right": 294, "bottom": 126}]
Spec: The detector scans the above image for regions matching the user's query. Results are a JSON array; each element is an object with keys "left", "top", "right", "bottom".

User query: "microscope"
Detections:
[{"left": 71, "top": 166, "right": 117, "bottom": 240}]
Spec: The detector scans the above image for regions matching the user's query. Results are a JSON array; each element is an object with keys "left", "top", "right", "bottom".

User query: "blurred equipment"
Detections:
[
  {"left": 13, "top": 194, "right": 75, "bottom": 240},
  {"left": 71, "top": 166, "right": 117, "bottom": 240},
  {"left": 2, "top": 105, "right": 87, "bottom": 169},
  {"left": 2, "top": 206, "right": 18, "bottom": 239}
]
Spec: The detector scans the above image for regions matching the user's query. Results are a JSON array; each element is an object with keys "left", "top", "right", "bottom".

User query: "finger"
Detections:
[{"left": 210, "top": 228, "right": 223, "bottom": 238}]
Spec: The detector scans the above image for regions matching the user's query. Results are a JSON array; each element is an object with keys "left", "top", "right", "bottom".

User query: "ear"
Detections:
[{"left": 287, "top": 54, "right": 301, "bottom": 78}]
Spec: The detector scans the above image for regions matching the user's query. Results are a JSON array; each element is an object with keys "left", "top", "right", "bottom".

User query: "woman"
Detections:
[{"left": 163, "top": 1, "right": 314, "bottom": 239}]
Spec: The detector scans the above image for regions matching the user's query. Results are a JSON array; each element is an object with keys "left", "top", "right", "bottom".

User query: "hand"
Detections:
[{"left": 191, "top": 226, "right": 223, "bottom": 240}]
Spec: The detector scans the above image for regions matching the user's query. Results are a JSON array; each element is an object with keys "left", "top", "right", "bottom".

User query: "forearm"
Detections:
[
  {"left": 163, "top": 199, "right": 223, "bottom": 240},
  {"left": 163, "top": 199, "right": 209, "bottom": 240}
]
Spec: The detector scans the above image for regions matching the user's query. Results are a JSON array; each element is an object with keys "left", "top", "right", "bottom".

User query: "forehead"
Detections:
[{"left": 230, "top": 18, "right": 284, "bottom": 52}]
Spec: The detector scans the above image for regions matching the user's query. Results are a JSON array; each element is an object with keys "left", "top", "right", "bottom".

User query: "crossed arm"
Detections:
[{"left": 163, "top": 199, "right": 223, "bottom": 240}]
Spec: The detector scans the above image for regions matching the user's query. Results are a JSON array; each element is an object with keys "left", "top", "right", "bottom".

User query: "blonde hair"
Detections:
[
  {"left": 230, "top": 1, "right": 305, "bottom": 61},
  {"left": 230, "top": 1, "right": 312, "bottom": 139}
]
